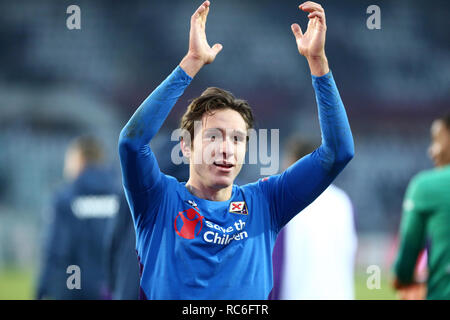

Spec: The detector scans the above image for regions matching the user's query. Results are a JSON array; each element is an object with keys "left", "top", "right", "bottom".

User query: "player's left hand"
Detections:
[
  {"left": 397, "top": 283, "right": 427, "bottom": 300},
  {"left": 291, "top": 1, "right": 327, "bottom": 60}
]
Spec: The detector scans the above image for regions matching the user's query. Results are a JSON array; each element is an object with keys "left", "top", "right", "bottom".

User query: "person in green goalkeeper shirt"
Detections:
[{"left": 393, "top": 113, "right": 450, "bottom": 300}]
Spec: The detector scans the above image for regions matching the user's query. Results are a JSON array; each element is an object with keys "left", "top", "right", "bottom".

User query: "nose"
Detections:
[{"left": 218, "top": 136, "right": 235, "bottom": 157}]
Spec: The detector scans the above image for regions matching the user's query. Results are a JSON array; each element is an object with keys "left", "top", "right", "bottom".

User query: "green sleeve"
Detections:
[{"left": 393, "top": 175, "right": 428, "bottom": 284}]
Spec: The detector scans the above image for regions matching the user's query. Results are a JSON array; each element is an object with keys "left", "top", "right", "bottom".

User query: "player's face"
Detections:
[
  {"left": 63, "top": 146, "right": 83, "bottom": 180},
  {"left": 190, "top": 108, "right": 247, "bottom": 189},
  {"left": 428, "top": 120, "right": 450, "bottom": 167}
]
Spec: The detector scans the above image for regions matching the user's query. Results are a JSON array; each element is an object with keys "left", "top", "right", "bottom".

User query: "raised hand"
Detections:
[
  {"left": 291, "top": 2, "right": 329, "bottom": 76},
  {"left": 180, "top": 1, "right": 223, "bottom": 77}
]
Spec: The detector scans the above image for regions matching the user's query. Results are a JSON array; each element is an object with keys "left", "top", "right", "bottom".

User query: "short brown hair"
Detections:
[
  {"left": 180, "top": 87, "right": 254, "bottom": 145},
  {"left": 70, "top": 135, "right": 104, "bottom": 164},
  {"left": 438, "top": 113, "right": 450, "bottom": 130}
]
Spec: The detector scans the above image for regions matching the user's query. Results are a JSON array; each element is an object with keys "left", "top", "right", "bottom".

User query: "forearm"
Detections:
[
  {"left": 394, "top": 209, "right": 426, "bottom": 285},
  {"left": 119, "top": 66, "right": 193, "bottom": 149},
  {"left": 394, "top": 243, "right": 421, "bottom": 286},
  {"left": 313, "top": 70, "right": 354, "bottom": 173},
  {"left": 118, "top": 65, "right": 192, "bottom": 192}
]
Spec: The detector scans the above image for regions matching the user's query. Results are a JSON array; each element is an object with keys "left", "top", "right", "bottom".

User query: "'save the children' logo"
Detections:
[
  {"left": 174, "top": 202, "right": 249, "bottom": 245},
  {"left": 174, "top": 208, "right": 204, "bottom": 240}
]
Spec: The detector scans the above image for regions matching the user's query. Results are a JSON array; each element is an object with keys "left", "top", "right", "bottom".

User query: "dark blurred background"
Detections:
[{"left": 0, "top": 0, "right": 448, "bottom": 298}]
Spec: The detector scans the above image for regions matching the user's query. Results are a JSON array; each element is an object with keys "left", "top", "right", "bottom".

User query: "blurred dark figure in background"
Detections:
[
  {"left": 270, "top": 137, "right": 357, "bottom": 299},
  {"left": 104, "top": 195, "right": 140, "bottom": 300},
  {"left": 393, "top": 113, "right": 450, "bottom": 300},
  {"left": 36, "top": 136, "right": 126, "bottom": 299}
]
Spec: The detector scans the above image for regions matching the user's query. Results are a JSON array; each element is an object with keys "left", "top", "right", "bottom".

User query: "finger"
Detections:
[
  {"left": 212, "top": 43, "right": 223, "bottom": 55},
  {"left": 291, "top": 23, "right": 303, "bottom": 39},
  {"left": 202, "top": 5, "right": 210, "bottom": 27},
  {"left": 192, "top": 1, "right": 210, "bottom": 20},
  {"left": 299, "top": 2, "right": 324, "bottom": 13},
  {"left": 191, "top": 1, "right": 210, "bottom": 33},
  {"left": 307, "top": 11, "right": 325, "bottom": 23},
  {"left": 300, "top": 0, "right": 321, "bottom": 6},
  {"left": 300, "top": 1, "right": 324, "bottom": 10}
]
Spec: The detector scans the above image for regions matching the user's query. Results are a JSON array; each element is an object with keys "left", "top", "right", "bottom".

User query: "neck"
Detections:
[{"left": 185, "top": 180, "right": 233, "bottom": 201}]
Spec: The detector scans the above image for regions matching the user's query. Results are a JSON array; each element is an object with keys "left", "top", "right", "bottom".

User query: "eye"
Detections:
[{"left": 234, "top": 135, "right": 244, "bottom": 143}]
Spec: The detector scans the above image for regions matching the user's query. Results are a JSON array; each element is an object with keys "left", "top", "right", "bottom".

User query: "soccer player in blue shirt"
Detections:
[{"left": 118, "top": 1, "right": 354, "bottom": 299}]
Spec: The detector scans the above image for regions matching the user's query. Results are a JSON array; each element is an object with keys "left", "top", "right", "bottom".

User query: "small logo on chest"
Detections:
[{"left": 229, "top": 201, "right": 248, "bottom": 215}]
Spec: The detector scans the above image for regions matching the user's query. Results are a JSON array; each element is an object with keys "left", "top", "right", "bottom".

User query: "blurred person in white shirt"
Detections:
[{"left": 270, "top": 137, "right": 357, "bottom": 300}]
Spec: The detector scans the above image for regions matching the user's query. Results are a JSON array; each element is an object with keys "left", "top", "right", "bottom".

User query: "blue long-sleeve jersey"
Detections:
[{"left": 118, "top": 66, "right": 354, "bottom": 300}]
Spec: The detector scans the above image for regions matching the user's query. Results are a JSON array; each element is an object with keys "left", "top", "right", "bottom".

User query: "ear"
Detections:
[{"left": 180, "top": 138, "right": 192, "bottom": 159}]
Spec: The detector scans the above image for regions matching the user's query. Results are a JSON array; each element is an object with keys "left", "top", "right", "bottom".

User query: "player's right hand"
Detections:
[{"left": 187, "top": 1, "right": 223, "bottom": 65}]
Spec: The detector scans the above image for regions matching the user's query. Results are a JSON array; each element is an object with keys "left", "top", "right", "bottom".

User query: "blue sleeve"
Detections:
[
  {"left": 118, "top": 66, "right": 192, "bottom": 227},
  {"left": 260, "top": 71, "right": 354, "bottom": 232}
]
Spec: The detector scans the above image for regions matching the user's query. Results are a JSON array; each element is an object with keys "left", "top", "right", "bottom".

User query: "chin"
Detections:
[{"left": 211, "top": 177, "right": 234, "bottom": 189}]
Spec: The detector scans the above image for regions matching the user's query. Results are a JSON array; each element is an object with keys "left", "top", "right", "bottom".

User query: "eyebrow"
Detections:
[{"left": 203, "top": 128, "right": 247, "bottom": 136}]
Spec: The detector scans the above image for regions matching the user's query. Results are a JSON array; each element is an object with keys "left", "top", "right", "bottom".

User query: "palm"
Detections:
[{"left": 296, "top": 20, "right": 325, "bottom": 57}]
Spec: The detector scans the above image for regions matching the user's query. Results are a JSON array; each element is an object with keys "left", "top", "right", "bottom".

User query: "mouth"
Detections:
[{"left": 213, "top": 161, "right": 235, "bottom": 171}]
